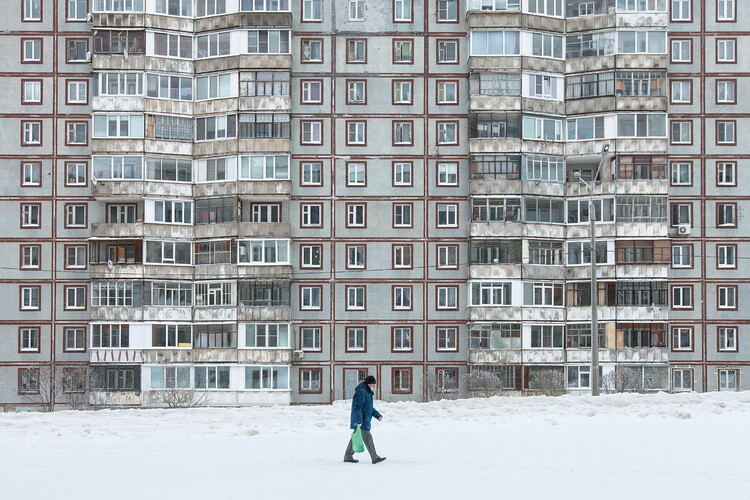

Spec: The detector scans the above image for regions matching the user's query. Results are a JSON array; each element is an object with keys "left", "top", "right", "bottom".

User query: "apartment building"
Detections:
[{"left": 0, "top": 0, "right": 745, "bottom": 410}]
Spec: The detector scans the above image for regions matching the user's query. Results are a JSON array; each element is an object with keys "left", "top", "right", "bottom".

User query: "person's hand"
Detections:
[
  {"left": 378, "top": 416, "right": 383, "bottom": 421},
  {"left": 357, "top": 423, "right": 362, "bottom": 426}
]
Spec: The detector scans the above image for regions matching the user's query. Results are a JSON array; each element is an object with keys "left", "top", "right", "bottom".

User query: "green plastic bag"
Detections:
[{"left": 352, "top": 426, "right": 365, "bottom": 453}]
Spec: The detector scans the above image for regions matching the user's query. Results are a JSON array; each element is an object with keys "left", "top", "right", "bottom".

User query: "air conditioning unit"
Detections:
[
  {"left": 677, "top": 224, "right": 691, "bottom": 236},
  {"left": 292, "top": 350, "right": 304, "bottom": 360}
]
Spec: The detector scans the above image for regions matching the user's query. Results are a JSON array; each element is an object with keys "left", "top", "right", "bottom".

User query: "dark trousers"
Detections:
[{"left": 344, "top": 428, "right": 380, "bottom": 462}]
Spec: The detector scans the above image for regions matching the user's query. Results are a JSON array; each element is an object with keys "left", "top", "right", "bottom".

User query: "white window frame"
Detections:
[
  {"left": 393, "top": 327, "right": 412, "bottom": 350},
  {"left": 671, "top": 121, "right": 691, "bottom": 144},
  {"left": 19, "top": 328, "right": 39, "bottom": 351},
  {"left": 23, "top": 122, "right": 41, "bottom": 145},
  {"left": 22, "top": 162, "right": 41, "bottom": 186},
  {"left": 672, "top": 286, "right": 692, "bottom": 309},
  {"left": 346, "top": 327, "right": 365, "bottom": 351},
  {"left": 718, "top": 0, "right": 735, "bottom": 21},
  {"left": 349, "top": 0, "right": 364, "bottom": 20},
  {"left": 438, "top": 162, "right": 458, "bottom": 186},
  {"left": 24, "top": 80, "right": 41, "bottom": 103},
  {"left": 393, "top": 81, "right": 412, "bottom": 104},
  {"left": 717, "top": 162, "right": 735, "bottom": 186},
  {"left": 671, "top": 39, "right": 691, "bottom": 62},
  {"left": 437, "top": 327, "right": 457, "bottom": 351},
  {"left": 301, "top": 80, "right": 322, "bottom": 104},
  {"left": 393, "top": 245, "right": 412, "bottom": 268},
  {"left": 21, "top": 245, "right": 40, "bottom": 269},
  {"left": 393, "top": 162, "right": 412, "bottom": 186},
  {"left": 719, "top": 327, "right": 737, "bottom": 351},
  {"left": 719, "top": 369, "right": 738, "bottom": 391},
  {"left": 437, "top": 40, "right": 458, "bottom": 63},
  {"left": 68, "top": 0, "right": 87, "bottom": 20},
  {"left": 301, "top": 121, "right": 322, "bottom": 144},
  {"left": 437, "top": 81, "right": 458, "bottom": 104},
  {"left": 717, "top": 39, "right": 736, "bottom": 63},
  {"left": 302, "top": 0, "right": 322, "bottom": 20},
  {"left": 237, "top": 239, "right": 290, "bottom": 265},
  {"left": 394, "top": 0, "right": 412, "bottom": 21},
  {"left": 671, "top": 80, "right": 690, "bottom": 103},
  {"left": 717, "top": 80, "right": 735, "bottom": 103},
  {"left": 23, "top": 0, "right": 41, "bottom": 21},
  {"left": 347, "top": 204, "right": 365, "bottom": 227},
  {"left": 671, "top": 162, "right": 691, "bottom": 185},
  {"left": 346, "top": 286, "right": 365, "bottom": 310},
  {"left": 393, "top": 286, "right": 412, "bottom": 310},
  {"left": 718, "top": 286, "right": 737, "bottom": 309},
  {"left": 671, "top": 244, "right": 692, "bottom": 268},
  {"left": 301, "top": 204, "right": 322, "bottom": 227},
  {"left": 347, "top": 80, "right": 365, "bottom": 103},
  {"left": 437, "top": 286, "right": 458, "bottom": 309},
  {"left": 437, "top": 245, "right": 457, "bottom": 269},
  {"left": 347, "top": 121, "right": 366, "bottom": 145},
  {"left": 717, "top": 121, "right": 735, "bottom": 144},
  {"left": 300, "top": 162, "right": 322, "bottom": 185},
  {"left": 21, "top": 286, "right": 40, "bottom": 310},
  {"left": 670, "top": 0, "right": 690, "bottom": 20},
  {"left": 300, "top": 245, "right": 321, "bottom": 268},
  {"left": 301, "top": 286, "right": 322, "bottom": 310},
  {"left": 672, "top": 327, "right": 692, "bottom": 351},
  {"left": 437, "top": 122, "right": 458, "bottom": 145},
  {"left": 437, "top": 204, "right": 458, "bottom": 227},
  {"left": 393, "top": 203, "right": 412, "bottom": 227},
  {"left": 347, "top": 245, "right": 365, "bottom": 269},
  {"left": 301, "top": 327, "right": 321, "bottom": 351},
  {"left": 65, "top": 204, "right": 87, "bottom": 228}
]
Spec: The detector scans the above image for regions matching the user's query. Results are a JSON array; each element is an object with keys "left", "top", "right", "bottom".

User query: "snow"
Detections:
[{"left": 2, "top": 392, "right": 750, "bottom": 500}]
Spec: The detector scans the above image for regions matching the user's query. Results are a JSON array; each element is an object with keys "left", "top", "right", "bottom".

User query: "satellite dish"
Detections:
[{"left": 107, "top": 259, "right": 114, "bottom": 271}]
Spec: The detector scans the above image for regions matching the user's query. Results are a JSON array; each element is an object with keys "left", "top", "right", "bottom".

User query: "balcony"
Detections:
[
  {"left": 194, "top": 54, "right": 293, "bottom": 74},
  {"left": 522, "top": 264, "right": 565, "bottom": 281},
  {"left": 614, "top": 179, "right": 668, "bottom": 195},
  {"left": 237, "top": 348, "right": 291, "bottom": 364},
  {"left": 92, "top": 12, "right": 145, "bottom": 28},
  {"left": 522, "top": 307, "right": 566, "bottom": 322},
  {"left": 92, "top": 54, "right": 145, "bottom": 71},
  {"left": 469, "top": 95, "right": 521, "bottom": 112},
  {"left": 522, "top": 349, "right": 566, "bottom": 364},
  {"left": 90, "top": 348, "right": 143, "bottom": 364},
  {"left": 237, "top": 180, "right": 292, "bottom": 197},
  {"left": 566, "top": 347, "right": 668, "bottom": 363},
  {"left": 239, "top": 95, "right": 291, "bottom": 112},
  {"left": 238, "top": 222, "right": 291, "bottom": 238},
  {"left": 143, "top": 13, "right": 194, "bottom": 31},
  {"left": 238, "top": 306, "right": 291, "bottom": 322},
  {"left": 193, "top": 306, "right": 237, "bottom": 322},
  {"left": 566, "top": 305, "right": 617, "bottom": 322},
  {"left": 615, "top": 54, "right": 667, "bottom": 70},
  {"left": 195, "top": 11, "right": 292, "bottom": 32},
  {"left": 89, "top": 391, "right": 141, "bottom": 406},
  {"left": 469, "top": 138, "right": 522, "bottom": 154},
  {"left": 141, "top": 349, "right": 193, "bottom": 364},
  {"left": 468, "top": 264, "right": 520, "bottom": 280},
  {"left": 91, "top": 306, "right": 144, "bottom": 322},
  {"left": 615, "top": 221, "right": 667, "bottom": 238},
  {"left": 194, "top": 222, "right": 238, "bottom": 239},
  {"left": 470, "top": 221, "right": 524, "bottom": 238},
  {"left": 468, "top": 306, "right": 522, "bottom": 322},
  {"left": 468, "top": 349, "right": 522, "bottom": 365},
  {"left": 615, "top": 263, "right": 668, "bottom": 279},
  {"left": 616, "top": 305, "right": 668, "bottom": 321},
  {"left": 142, "top": 306, "right": 193, "bottom": 322}
]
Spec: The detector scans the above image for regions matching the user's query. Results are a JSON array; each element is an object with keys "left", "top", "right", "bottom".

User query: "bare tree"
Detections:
[
  {"left": 602, "top": 367, "right": 643, "bottom": 393},
  {"left": 425, "top": 372, "right": 462, "bottom": 401},
  {"left": 154, "top": 388, "right": 210, "bottom": 408},
  {"left": 528, "top": 368, "right": 566, "bottom": 396},
  {"left": 22, "top": 366, "right": 58, "bottom": 412},
  {"left": 464, "top": 370, "right": 504, "bottom": 398}
]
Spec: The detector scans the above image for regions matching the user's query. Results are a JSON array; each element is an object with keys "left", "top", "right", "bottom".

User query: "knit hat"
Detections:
[{"left": 363, "top": 375, "right": 377, "bottom": 385}]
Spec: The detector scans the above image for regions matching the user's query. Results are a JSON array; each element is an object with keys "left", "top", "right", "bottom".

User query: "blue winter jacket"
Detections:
[{"left": 349, "top": 382, "right": 382, "bottom": 431}]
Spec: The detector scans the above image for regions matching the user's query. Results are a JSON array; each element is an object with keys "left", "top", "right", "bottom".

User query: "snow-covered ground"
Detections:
[{"left": 2, "top": 392, "right": 749, "bottom": 500}]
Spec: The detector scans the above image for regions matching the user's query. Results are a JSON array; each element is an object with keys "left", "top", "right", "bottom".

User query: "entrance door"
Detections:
[{"left": 344, "top": 369, "right": 367, "bottom": 399}]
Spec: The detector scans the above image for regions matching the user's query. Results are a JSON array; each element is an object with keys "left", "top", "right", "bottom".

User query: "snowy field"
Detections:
[{"left": 2, "top": 392, "right": 749, "bottom": 500}]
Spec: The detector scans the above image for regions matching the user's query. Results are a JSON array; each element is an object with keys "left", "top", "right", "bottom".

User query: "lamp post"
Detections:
[{"left": 574, "top": 145, "right": 610, "bottom": 396}]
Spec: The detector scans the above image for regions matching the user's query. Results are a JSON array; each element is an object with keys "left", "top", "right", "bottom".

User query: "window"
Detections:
[
  {"left": 671, "top": 0, "right": 690, "bottom": 20},
  {"left": 392, "top": 368, "right": 412, "bottom": 393},
  {"left": 566, "top": 324, "right": 605, "bottom": 349},
  {"left": 66, "top": 80, "right": 87, "bottom": 105},
  {"left": 93, "top": 114, "right": 145, "bottom": 139},
  {"left": 246, "top": 30, "right": 290, "bottom": 54},
  {"left": 64, "top": 327, "right": 86, "bottom": 352},
  {"left": 525, "top": 198, "right": 565, "bottom": 223},
  {"left": 195, "top": 114, "right": 236, "bottom": 141},
  {"left": 347, "top": 204, "right": 366, "bottom": 227},
  {"left": 567, "top": 199, "right": 615, "bottom": 224},
  {"left": 22, "top": 121, "right": 41, "bottom": 146},
  {"left": 470, "top": 30, "right": 519, "bottom": 55},
  {"left": 530, "top": 325, "right": 564, "bottom": 348},
  {"left": 23, "top": 0, "right": 42, "bottom": 21},
  {"left": 237, "top": 239, "right": 290, "bottom": 265},
  {"left": 471, "top": 155, "right": 522, "bottom": 181},
  {"left": 393, "top": 121, "right": 413, "bottom": 145},
  {"left": 150, "top": 366, "right": 191, "bottom": 391},
  {"left": 529, "top": 0, "right": 562, "bottom": 15},
  {"left": 718, "top": 286, "right": 737, "bottom": 309},
  {"left": 20, "top": 286, "right": 40, "bottom": 310},
  {"left": 247, "top": 203, "right": 279, "bottom": 224},
  {"left": 437, "top": 81, "right": 457, "bottom": 104},
  {"left": 717, "top": 39, "right": 736, "bottom": 63},
  {"left": 346, "top": 327, "right": 366, "bottom": 351},
  {"left": 671, "top": 327, "right": 692, "bottom": 351},
  {"left": 670, "top": 121, "right": 692, "bottom": 144},
  {"left": 300, "top": 369, "right": 322, "bottom": 393},
  {"left": 68, "top": 0, "right": 87, "bottom": 19},
  {"left": 195, "top": 73, "right": 232, "bottom": 100},
  {"left": 386, "top": 162, "right": 412, "bottom": 188},
  {"left": 616, "top": 155, "right": 666, "bottom": 181},
  {"left": 437, "top": 122, "right": 458, "bottom": 145},
  {"left": 672, "top": 368, "right": 693, "bottom": 391},
  {"left": 65, "top": 204, "right": 87, "bottom": 228},
  {"left": 66, "top": 122, "right": 87, "bottom": 146},
  {"left": 532, "top": 33, "right": 563, "bottom": 58},
  {"left": 671, "top": 162, "right": 691, "bottom": 185},
  {"left": 567, "top": 116, "right": 606, "bottom": 141},
  {"left": 437, "top": 40, "right": 458, "bottom": 63},
  {"left": 22, "top": 80, "right": 42, "bottom": 104},
  {"left": 393, "top": 203, "right": 412, "bottom": 227},
  {"left": 22, "top": 162, "right": 41, "bottom": 187},
  {"left": 92, "top": 282, "right": 136, "bottom": 307},
  {"left": 618, "top": 114, "right": 667, "bottom": 138},
  {"left": 717, "top": 80, "right": 736, "bottom": 104},
  {"left": 66, "top": 246, "right": 86, "bottom": 269},
  {"left": 194, "top": 366, "right": 230, "bottom": 389},
  {"left": 94, "top": 29, "right": 145, "bottom": 55},
  {"left": 616, "top": 71, "right": 666, "bottom": 97},
  {"left": 618, "top": 31, "right": 666, "bottom": 54},
  {"left": 301, "top": 80, "right": 322, "bottom": 104},
  {"left": 717, "top": 121, "right": 736, "bottom": 145},
  {"left": 394, "top": 0, "right": 411, "bottom": 20},
  {"left": 19, "top": 327, "right": 40, "bottom": 352},
  {"left": 301, "top": 121, "right": 323, "bottom": 144},
  {"left": 437, "top": 162, "right": 458, "bottom": 186},
  {"left": 528, "top": 240, "right": 563, "bottom": 265},
  {"left": 718, "top": 0, "right": 735, "bottom": 21},
  {"left": 392, "top": 327, "right": 412, "bottom": 351},
  {"left": 302, "top": 0, "right": 322, "bottom": 19},
  {"left": 437, "top": 327, "right": 457, "bottom": 351},
  {"left": 18, "top": 368, "right": 39, "bottom": 394},
  {"left": 21, "top": 245, "right": 40, "bottom": 270},
  {"left": 529, "top": 74, "right": 562, "bottom": 100},
  {"left": 22, "top": 38, "right": 42, "bottom": 62},
  {"left": 301, "top": 39, "right": 323, "bottom": 62},
  {"left": 152, "top": 32, "right": 191, "bottom": 58},
  {"left": 146, "top": 157, "right": 191, "bottom": 182},
  {"left": 145, "top": 240, "right": 192, "bottom": 265},
  {"left": 525, "top": 283, "right": 564, "bottom": 306},
  {"left": 393, "top": 80, "right": 413, "bottom": 105},
  {"left": 240, "top": 155, "right": 289, "bottom": 181},
  {"left": 347, "top": 39, "right": 366, "bottom": 62},
  {"left": 469, "top": 323, "right": 521, "bottom": 349},
  {"left": 437, "top": 286, "right": 458, "bottom": 309},
  {"left": 66, "top": 39, "right": 88, "bottom": 63},
  {"left": 437, "top": 204, "right": 458, "bottom": 227},
  {"left": 347, "top": 80, "right": 365, "bottom": 104},
  {"left": 154, "top": 0, "right": 191, "bottom": 15},
  {"left": 94, "top": 72, "right": 143, "bottom": 97},
  {"left": 346, "top": 286, "right": 365, "bottom": 310},
  {"left": 437, "top": 245, "right": 458, "bottom": 268},
  {"left": 394, "top": 39, "right": 413, "bottom": 63},
  {"left": 64, "top": 286, "right": 86, "bottom": 310},
  {"left": 717, "top": 203, "right": 736, "bottom": 227},
  {"left": 238, "top": 113, "right": 290, "bottom": 139},
  {"left": 717, "top": 245, "right": 736, "bottom": 269},
  {"left": 197, "top": 0, "right": 227, "bottom": 15},
  {"left": 671, "top": 244, "right": 692, "bottom": 268},
  {"left": 301, "top": 286, "right": 322, "bottom": 310},
  {"left": 301, "top": 162, "right": 322, "bottom": 185},
  {"left": 237, "top": 280, "right": 289, "bottom": 307},
  {"left": 194, "top": 323, "right": 235, "bottom": 348},
  {"left": 193, "top": 32, "right": 231, "bottom": 58},
  {"left": 672, "top": 285, "right": 692, "bottom": 309},
  {"left": 301, "top": 327, "right": 321, "bottom": 351},
  {"left": 393, "top": 286, "right": 412, "bottom": 310},
  {"left": 719, "top": 327, "right": 737, "bottom": 352},
  {"left": 347, "top": 245, "right": 365, "bottom": 269},
  {"left": 566, "top": 31, "right": 611, "bottom": 58},
  {"left": 349, "top": 0, "right": 364, "bottom": 19},
  {"left": 146, "top": 74, "right": 192, "bottom": 101},
  {"left": 301, "top": 204, "right": 322, "bottom": 227},
  {"left": 195, "top": 282, "right": 233, "bottom": 307},
  {"left": 719, "top": 369, "right": 738, "bottom": 391},
  {"left": 393, "top": 245, "right": 412, "bottom": 269},
  {"left": 471, "top": 197, "right": 522, "bottom": 222},
  {"left": 149, "top": 199, "right": 192, "bottom": 225},
  {"left": 437, "top": 0, "right": 457, "bottom": 20},
  {"left": 21, "top": 203, "right": 41, "bottom": 228},
  {"left": 670, "top": 80, "right": 691, "bottom": 104},
  {"left": 566, "top": 72, "right": 614, "bottom": 99},
  {"left": 471, "top": 242, "right": 522, "bottom": 267},
  {"left": 671, "top": 39, "right": 691, "bottom": 62},
  {"left": 245, "top": 323, "right": 290, "bottom": 348},
  {"left": 470, "top": 281, "right": 511, "bottom": 306},
  {"left": 347, "top": 121, "right": 366, "bottom": 146},
  {"left": 522, "top": 116, "right": 563, "bottom": 141},
  {"left": 240, "top": 0, "right": 290, "bottom": 11},
  {"left": 435, "top": 368, "right": 458, "bottom": 392}
]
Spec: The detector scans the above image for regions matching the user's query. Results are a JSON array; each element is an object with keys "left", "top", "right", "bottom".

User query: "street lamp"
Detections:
[{"left": 573, "top": 144, "right": 611, "bottom": 396}]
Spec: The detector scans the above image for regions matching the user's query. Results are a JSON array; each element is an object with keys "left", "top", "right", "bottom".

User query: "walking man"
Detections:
[{"left": 344, "top": 375, "right": 386, "bottom": 464}]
